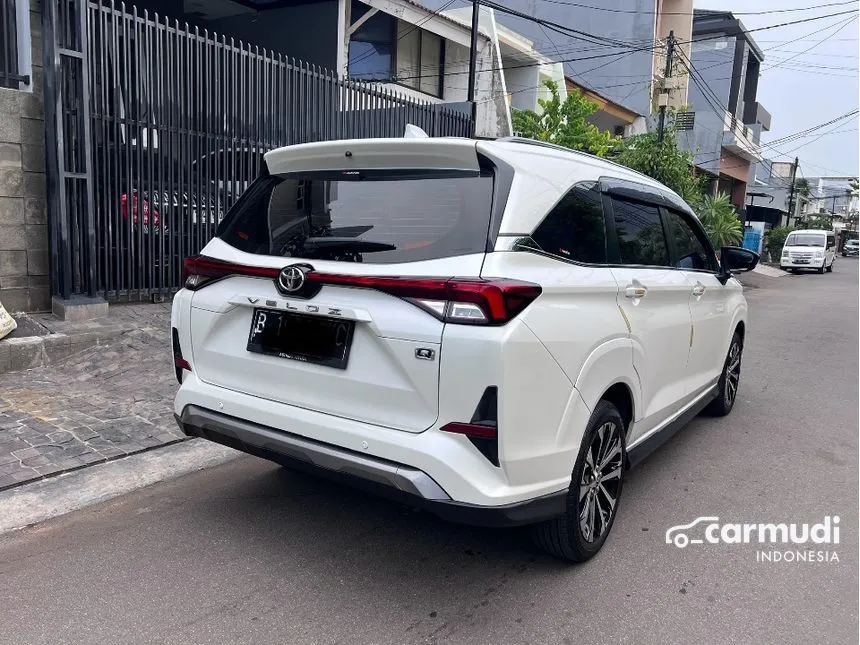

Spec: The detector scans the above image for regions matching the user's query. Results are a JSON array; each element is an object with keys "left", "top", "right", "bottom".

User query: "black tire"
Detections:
[
  {"left": 818, "top": 263, "right": 826, "bottom": 274},
  {"left": 705, "top": 332, "right": 743, "bottom": 417},
  {"left": 531, "top": 400, "right": 626, "bottom": 562},
  {"left": 827, "top": 261, "right": 833, "bottom": 273}
]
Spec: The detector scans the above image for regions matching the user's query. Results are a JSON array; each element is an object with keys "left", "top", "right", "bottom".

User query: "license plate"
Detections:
[{"left": 247, "top": 308, "right": 354, "bottom": 369}]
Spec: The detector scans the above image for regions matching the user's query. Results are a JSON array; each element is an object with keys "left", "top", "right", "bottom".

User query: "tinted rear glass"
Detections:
[{"left": 218, "top": 171, "right": 494, "bottom": 263}]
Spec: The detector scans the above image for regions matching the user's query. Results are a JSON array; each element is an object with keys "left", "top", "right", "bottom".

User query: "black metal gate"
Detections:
[{"left": 44, "top": 0, "right": 473, "bottom": 302}]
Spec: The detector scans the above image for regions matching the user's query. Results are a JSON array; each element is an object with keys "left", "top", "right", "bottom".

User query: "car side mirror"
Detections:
[{"left": 718, "top": 245, "right": 760, "bottom": 283}]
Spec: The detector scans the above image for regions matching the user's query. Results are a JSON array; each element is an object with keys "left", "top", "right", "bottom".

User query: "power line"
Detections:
[
  {"left": 479, "top": 0, "right": 658, "bottom": 50},
  {"left": 692, "top": 9, "right": 858, "bottom": 77},
  {"left": 676, "top": 52, "right": 858, "bottom": 171},
  {"left": 674, "top": 9, "right": 860, "bottom": 46},
  {"left": 527, "top": 0, "right": 859, "bottom": 16},
  {"left": 761, "top": 13, "right": 858, "bottom": 70}
]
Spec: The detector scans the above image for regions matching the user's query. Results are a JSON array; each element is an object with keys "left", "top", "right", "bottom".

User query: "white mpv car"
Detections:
[
  {"left": 779, "top": 229, "right": 836, "bottom": 273},
  {"left": 172, "top": 137, "right": 759, "bottom": 561}
]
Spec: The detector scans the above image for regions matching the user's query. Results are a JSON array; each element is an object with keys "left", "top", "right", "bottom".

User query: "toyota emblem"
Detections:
[{"left": 278, "top": 265, "right": 306, "bottom": 293}]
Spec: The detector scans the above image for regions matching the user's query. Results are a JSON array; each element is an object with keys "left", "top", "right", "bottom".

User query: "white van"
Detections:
[{"left": 780, "top": 229, "right": 836, "bottom": 274}]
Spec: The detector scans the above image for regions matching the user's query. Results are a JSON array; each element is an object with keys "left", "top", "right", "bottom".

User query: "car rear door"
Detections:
[
  {"left": 604, "top": 191, "right": 693, "bottom": 442},
  {"left": 185, "top": 139, "right": 495, "bottom": 434}
]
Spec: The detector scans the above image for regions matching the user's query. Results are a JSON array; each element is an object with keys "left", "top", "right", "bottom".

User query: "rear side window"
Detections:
[
  {"left": 611, "top": 198, "right": 670, "bottom": 267},
  {"left": 530, "top": 183, "right": 607, "bottom": 264},
  {"left": 664, "top": 210, "right": 718, "bottom": 272},
  {"left": 218, "top": 171, "right": 494, "bottom": 263}
]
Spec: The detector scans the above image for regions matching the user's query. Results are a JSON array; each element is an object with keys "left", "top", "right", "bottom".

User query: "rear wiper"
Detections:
[{"left": 301, "top": 237, "right": 396, "bottom": 253}]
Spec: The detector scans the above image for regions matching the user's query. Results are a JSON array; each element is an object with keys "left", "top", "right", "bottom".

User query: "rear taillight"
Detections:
[
  {"left": 121, "top": 192, "right": 160, "bottom": 226},
  {"left": 182, "top": 256, "right": 279, "bottom": 291},
  {"left": 180, "top": 258, "right": 541, "bottom": 325},
  {"left": 305, "top": 274, "right": 541, "bottom": 325},
  {"left": 172, "top": 328, "right": 191, "bottom": 383}
]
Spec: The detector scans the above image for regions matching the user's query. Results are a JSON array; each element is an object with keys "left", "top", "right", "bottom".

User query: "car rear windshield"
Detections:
[
  {"left": 217, "top": 170, "right": 494, "bottom": 263},
  {"left": 786, "top": 234, "right": 826, "bottom": 247}
]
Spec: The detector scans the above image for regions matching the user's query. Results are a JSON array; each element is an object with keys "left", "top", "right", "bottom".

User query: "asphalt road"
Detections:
[{"left": 1, "top": 262, "right": 858, "bottom": 644}]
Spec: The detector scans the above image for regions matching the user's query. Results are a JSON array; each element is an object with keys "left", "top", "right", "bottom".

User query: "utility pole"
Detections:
[
  {"left": 467, "top": 0, "right": 480, "bottom": 136},
  {"left": 657, "top": 30, "right": 675, "bottom": 143},
  {"left": 786, "top": 156, "right": 799, "bottom": 225}
]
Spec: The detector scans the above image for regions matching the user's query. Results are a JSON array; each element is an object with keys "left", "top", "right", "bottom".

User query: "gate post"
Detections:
[{"left": 42, "top": 0, "right": 102, "bottom": 316}]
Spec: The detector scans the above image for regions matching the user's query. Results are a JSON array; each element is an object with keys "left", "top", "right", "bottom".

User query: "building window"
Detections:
[
  {"left": 396, "top": 24, "right": 443, "bottom": 98},
  {"left": 1, "top": 0, "right": 20, "bottom": 89},
  {"left": 348, "top": 3, "right": 445, "bottom": 98},
  {"left": 348, "top": 1, "right": 396, "bottom": 82}
]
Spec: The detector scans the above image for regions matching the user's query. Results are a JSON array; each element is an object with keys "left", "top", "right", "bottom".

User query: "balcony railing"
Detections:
[{"left": 723, "top": 111, "right": 762, "bottom": 162}]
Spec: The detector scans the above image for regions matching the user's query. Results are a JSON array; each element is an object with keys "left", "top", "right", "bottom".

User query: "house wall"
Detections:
[
  {"left": 0, "top": 0, "right": 48, "bottom": 313},
  {"left": 422, "top": 0, "right": 655, "bottom": 117},
  {"left": 655, "top": 0, "right": 692, "bottom": 109},
  {"left": 678, "top": 33, "right": 735, "bottom": 174},
  {"left": 201, "top": 1, "right": 340, "bottom": 70},
  {"left": 504, "top": 63, "right": 540, "bottom": 112},
  {"left": 129, "top": 0, "right": 341, "bottom": 70},
  {"left": 441, "top": 39, "right": 509, "bottom": 138}
]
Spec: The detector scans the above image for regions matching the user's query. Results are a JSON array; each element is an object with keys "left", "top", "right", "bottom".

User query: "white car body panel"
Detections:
[
  {"left": 609, "top": 267, "right": 695, "bottom": 442},
  {"left": 683, "top": 272, "right": 743, "bottom": 396}
]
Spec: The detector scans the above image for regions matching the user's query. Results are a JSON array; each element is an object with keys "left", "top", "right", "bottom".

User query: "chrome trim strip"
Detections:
[
  {"left": 179, "top": 406, "right": 451, "bottom": 501},
  {"left": 627, "top": 378, "right": 720, "bottom": 451}
]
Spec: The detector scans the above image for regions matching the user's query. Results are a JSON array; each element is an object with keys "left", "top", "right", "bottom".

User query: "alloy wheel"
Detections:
[
  {"left": 725, "top": 341, "right": 741, "bottom": 407},
  {"left": 579, "top": 421, "right": 623, "bottom": 543}
]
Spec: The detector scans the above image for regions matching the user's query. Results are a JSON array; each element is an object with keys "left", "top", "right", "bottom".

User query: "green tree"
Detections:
[
  {"left": 511, "top": 80, "right": 619, "bottom": 157},
  {"left": 696, "top": 193, "right": 743, "bottom": 248},
  {"left": 788, "top": 177, "right": 811, "bottom": 211},
  {"left": 800, "top": 213, "right": 833, "bottom": 230},
  {"left": 611, "top": 123, "right": 705, "bottom": 204}
]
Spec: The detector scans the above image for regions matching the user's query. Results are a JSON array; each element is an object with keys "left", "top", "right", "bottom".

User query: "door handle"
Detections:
[
  {"left": 692, "top": 283, "right": 706, "bottom": 297},
  {"left": 625, "top": 285, "right": 647, "bottom": 298}
]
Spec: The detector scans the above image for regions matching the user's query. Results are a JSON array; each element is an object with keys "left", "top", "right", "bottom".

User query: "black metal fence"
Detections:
[{"left": 44, "top": 0, "right": 473, "bottom": 302}]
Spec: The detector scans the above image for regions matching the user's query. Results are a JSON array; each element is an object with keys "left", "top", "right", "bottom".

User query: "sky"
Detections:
[{"left": 711, "top": 1, "right": 859, "bottom": 178}]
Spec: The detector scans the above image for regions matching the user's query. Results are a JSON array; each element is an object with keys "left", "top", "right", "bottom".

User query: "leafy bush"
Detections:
[
  {"left": 611, "top": 123, "right": 705, "bottom": 204},
  {"left": 511, "top": 80, "right": 619, "bottom": 157},
  {"left": 765, "top": 226, "right": 795, "bottom": 261},
  {"left": 695, "top": 193, "right": 743, "bottom": 248}
]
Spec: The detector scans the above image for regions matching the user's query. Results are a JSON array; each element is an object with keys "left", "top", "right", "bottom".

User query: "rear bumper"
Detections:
[{"left": 175, "top": 405, "right": 567, "bottom": 527}]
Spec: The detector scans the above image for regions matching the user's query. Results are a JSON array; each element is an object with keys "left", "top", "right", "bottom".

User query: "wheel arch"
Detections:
[
  {"left": 572, "top": 338, "right": 641, "bottom": 437},
  {"left": 600, "top": 382, "right": 634, "bottom": 437},
  {"left": 734, "top": 319, "right": 745, "bottom": 346}
]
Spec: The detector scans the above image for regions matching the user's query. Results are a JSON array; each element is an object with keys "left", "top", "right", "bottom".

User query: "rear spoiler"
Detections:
[{"left": 264, "top": 138, "right": 480, "bottom": 175}]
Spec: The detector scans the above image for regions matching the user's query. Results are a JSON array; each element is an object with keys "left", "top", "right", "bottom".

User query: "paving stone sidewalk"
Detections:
[{"left": 0, "top": 303, "right": 183, "bottom": 491}]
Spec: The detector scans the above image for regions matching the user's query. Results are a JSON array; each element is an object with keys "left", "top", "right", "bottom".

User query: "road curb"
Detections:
[{"left": 0, "top": 439, "right": 240, "bottom": 535}]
